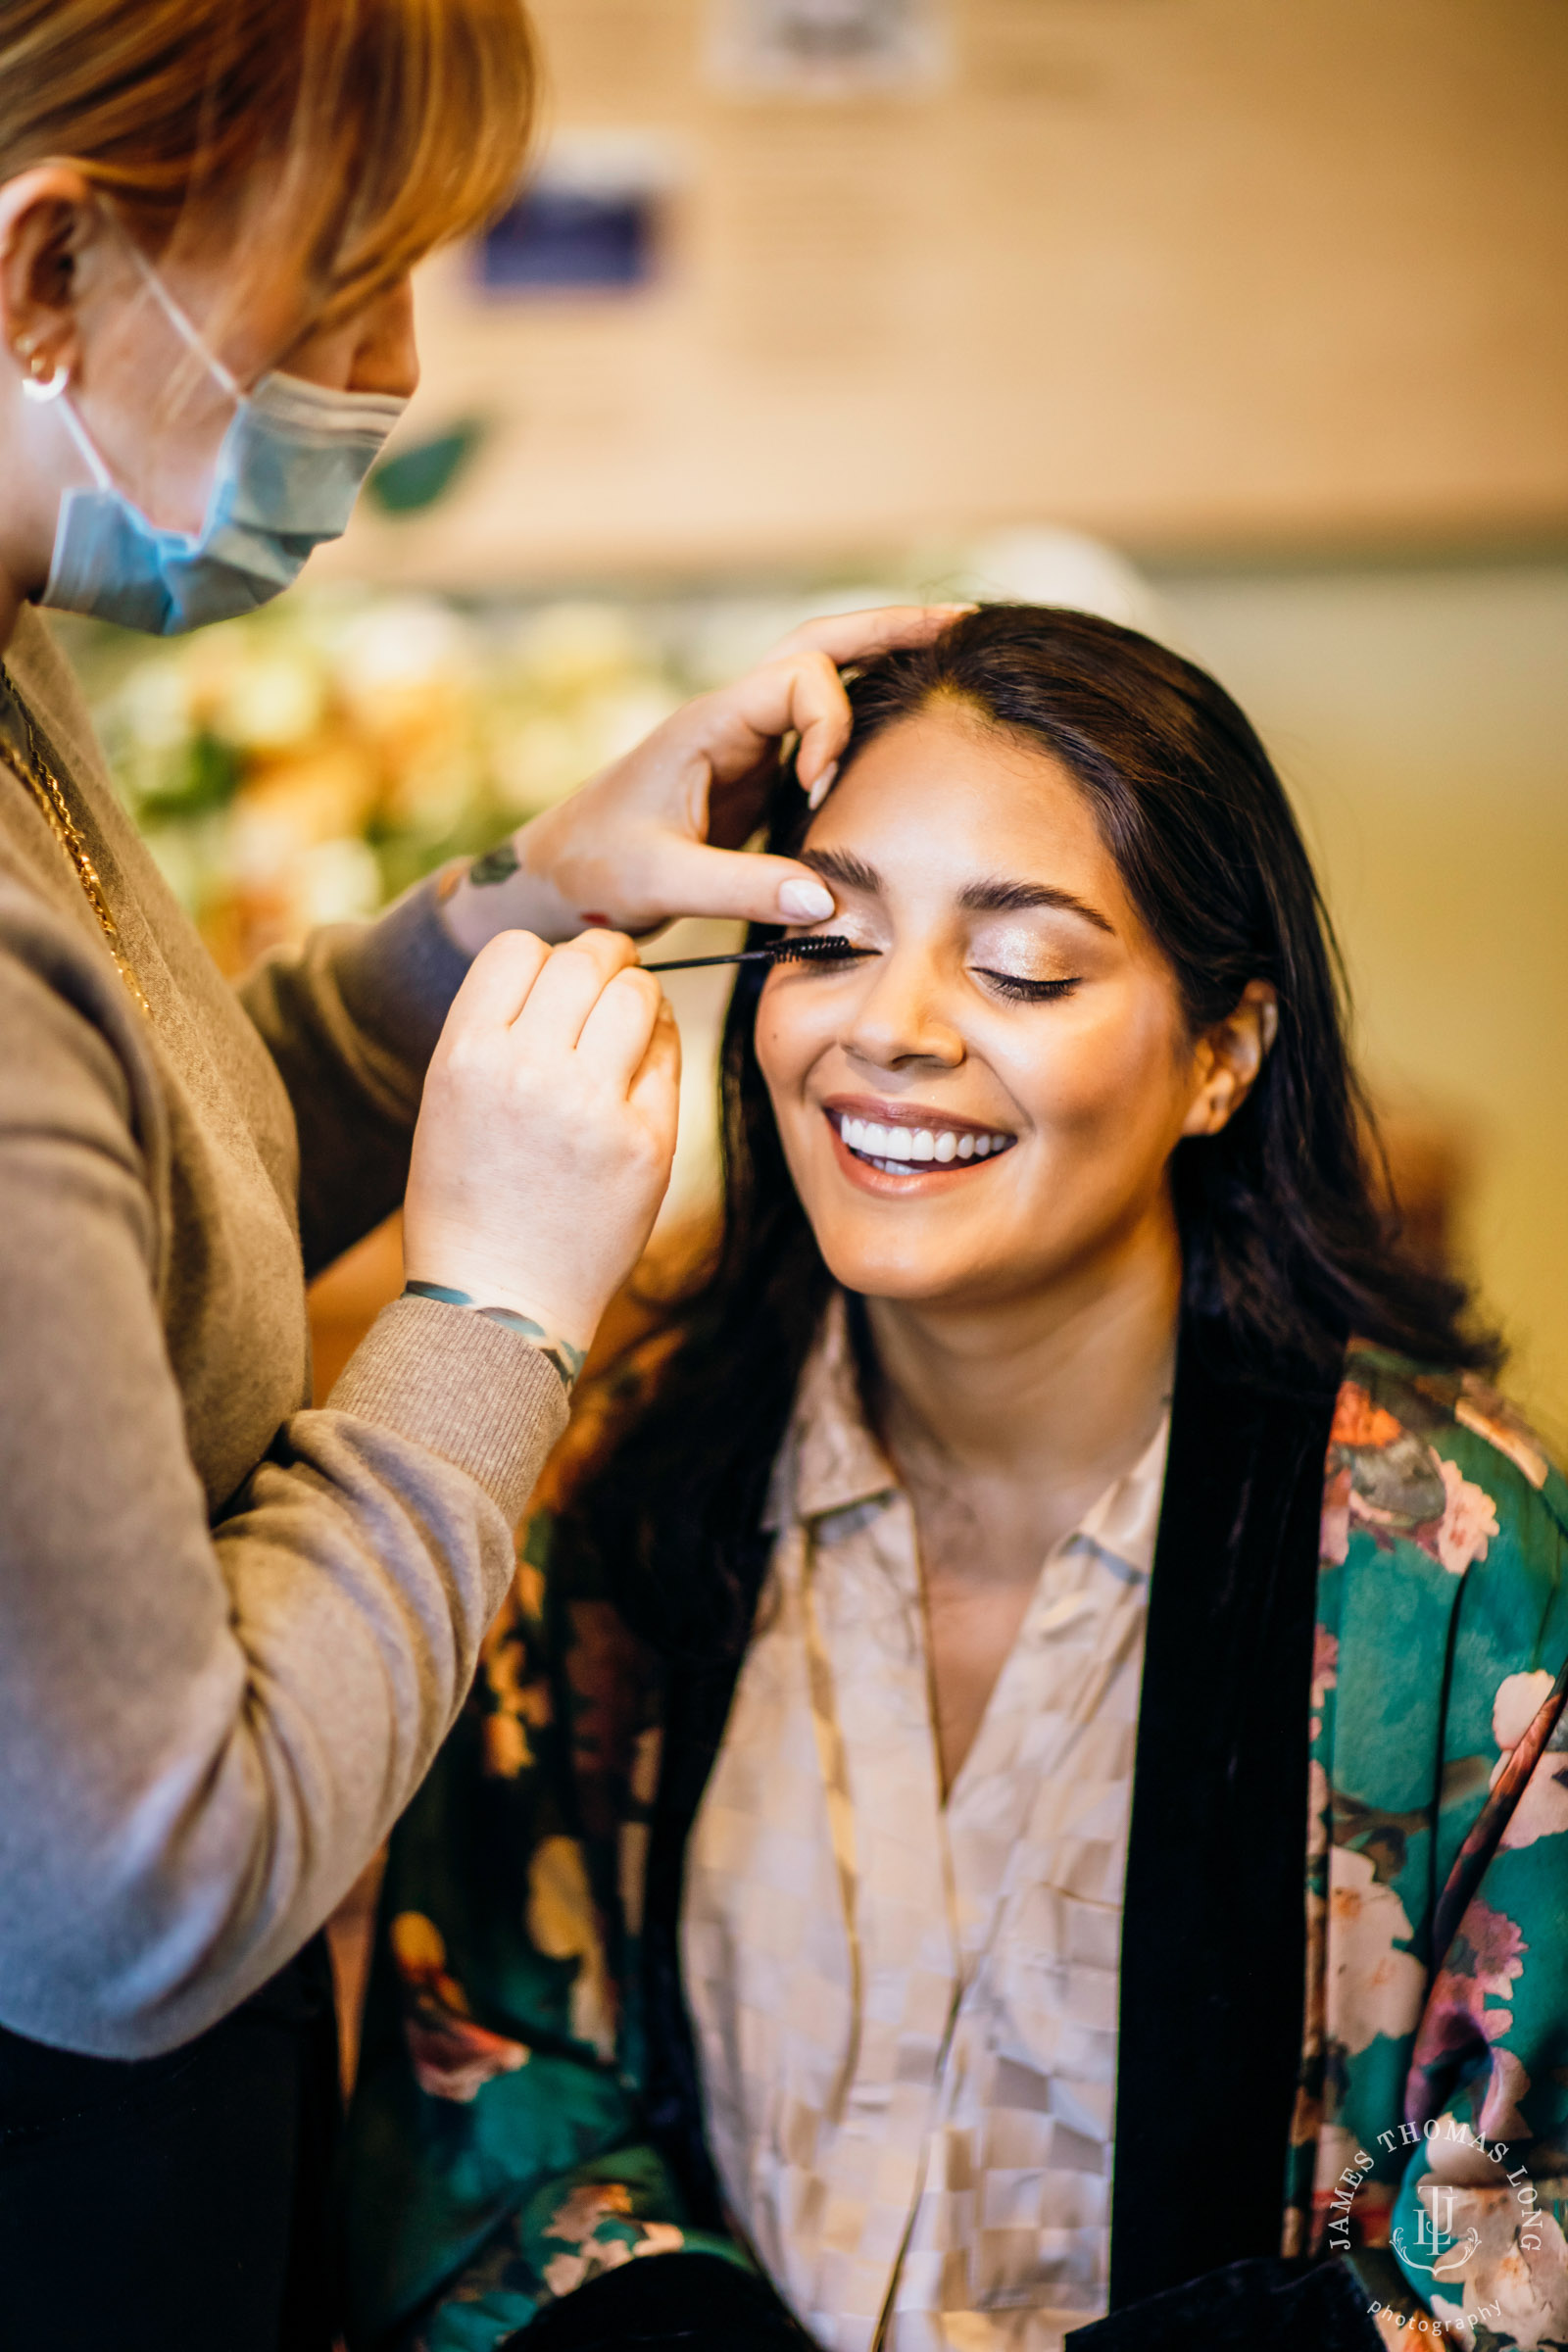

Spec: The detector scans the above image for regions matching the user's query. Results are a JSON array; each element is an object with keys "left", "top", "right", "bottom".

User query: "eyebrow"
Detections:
[
  {"left": 799, "top": 847, "right": 882, "bottom": 897},
  {"left": 799, "top": 847, "right": 1115, "bottom": 936},
  {"left": 957, "top": 877, "right": 1115, "bottom": 934}
]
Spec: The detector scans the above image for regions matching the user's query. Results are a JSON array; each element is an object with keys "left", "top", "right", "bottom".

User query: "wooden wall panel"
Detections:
[{"left": 321, "top": 0, "right": 1568, "bottom": 582}]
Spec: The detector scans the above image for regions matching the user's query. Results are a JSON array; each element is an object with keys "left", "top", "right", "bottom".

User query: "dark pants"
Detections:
[
  {"left": 505, "top": 2252, "right": 812, "bottom": 2350},
  {"left": 0, "top": 1936, "right": 340, "bottom": 2352}
]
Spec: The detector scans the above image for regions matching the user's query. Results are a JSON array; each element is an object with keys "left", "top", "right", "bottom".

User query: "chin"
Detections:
[{"left": 810, "top": 1229, "right": 1010, "bottom": 1311}]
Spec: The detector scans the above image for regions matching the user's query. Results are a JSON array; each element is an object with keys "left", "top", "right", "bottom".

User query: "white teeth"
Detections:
[{"left": 837, "top": 1113, "right": 1013, "bottom": 1168}]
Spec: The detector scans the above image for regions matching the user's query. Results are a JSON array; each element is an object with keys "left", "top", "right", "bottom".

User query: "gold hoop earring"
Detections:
[{"left": 20, "top": 349, "right": 70, "bottom": 404}]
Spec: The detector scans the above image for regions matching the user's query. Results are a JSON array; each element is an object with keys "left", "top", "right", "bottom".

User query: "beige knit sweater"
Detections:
[{"left": 0, "top": 608, "right": 567, "bottom": 2061}]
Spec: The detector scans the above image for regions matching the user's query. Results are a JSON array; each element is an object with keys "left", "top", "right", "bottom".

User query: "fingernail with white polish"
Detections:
[
  {"left": 778, "top": 878, "right": 834, "bottom": 921},
  {"left": 807, "top": 760, "right": 838, "bottom": 812}
]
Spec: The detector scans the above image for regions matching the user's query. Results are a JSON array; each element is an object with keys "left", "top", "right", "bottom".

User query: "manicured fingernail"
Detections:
[
  {"left": 778, "top": 878, "right": 834, "bottom": 921},
  {"left": 807, "top": 760, "right": 838, "bottom": 812}
]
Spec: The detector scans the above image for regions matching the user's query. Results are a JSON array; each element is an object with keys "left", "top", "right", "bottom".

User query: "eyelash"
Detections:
[
  {"left": 790, "top": 951, "right": 1081, "bottom": 1003},
  {"left": 979, "top": 971, "right": 1081, "bottom": 1003}
]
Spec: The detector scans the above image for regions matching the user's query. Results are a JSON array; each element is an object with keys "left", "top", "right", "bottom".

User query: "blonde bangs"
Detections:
[{"left": 0, "top": 0, "right": 538, "bottom": 324}]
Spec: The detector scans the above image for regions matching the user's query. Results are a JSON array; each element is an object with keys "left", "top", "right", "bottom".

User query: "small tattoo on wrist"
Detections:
[
  {"left": 468, "top": 841, "right": 520, "bottom": 888},
  {"left": 403, "top": 1280, "right": 585, "bottom": 1390}
]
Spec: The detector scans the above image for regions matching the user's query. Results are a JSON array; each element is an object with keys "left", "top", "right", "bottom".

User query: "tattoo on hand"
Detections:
[
  {"left": 404, "top": 1280, "right": 586, "bottom": 1391},
  {"left": 468, "top": 840, "right": 520, "bottom": 888}
]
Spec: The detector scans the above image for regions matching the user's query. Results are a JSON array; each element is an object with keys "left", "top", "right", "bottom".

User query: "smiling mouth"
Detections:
[{"left": 829, "top": 1108, "right": 1017, "bottom": 1175}]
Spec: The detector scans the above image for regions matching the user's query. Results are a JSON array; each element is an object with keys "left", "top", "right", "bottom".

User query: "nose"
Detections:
[
  {"left": 346, "top": 276, "right": 419, "bottom": 399},
  {"left": 841, "top": 947, "right": 964, "bottom": 1075},
  {"left": 281, "top": 275, "right": 419, "bottom": 399}
]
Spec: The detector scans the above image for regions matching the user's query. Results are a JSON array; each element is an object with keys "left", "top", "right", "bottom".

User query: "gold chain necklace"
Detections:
[{"left": 0, "top": 665, "right": 150, "bottom": 1016}]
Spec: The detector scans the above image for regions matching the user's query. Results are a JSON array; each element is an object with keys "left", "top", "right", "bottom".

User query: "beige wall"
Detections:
[
  {"left": 319, "top": 0, "right": 1568, "bottom": 589},
  {"left": 1157, "top": 561, "right": 1568, "bottom": 1429}
]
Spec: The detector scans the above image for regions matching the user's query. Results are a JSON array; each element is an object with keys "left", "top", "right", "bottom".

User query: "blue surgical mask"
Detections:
[{"left": 39, "top": 238, "right": 408, "bottom": 635}]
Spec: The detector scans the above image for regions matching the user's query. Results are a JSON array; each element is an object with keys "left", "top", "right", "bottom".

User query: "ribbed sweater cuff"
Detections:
[{"left": 327, "top": 1294, "right": 569, "bottom": 1525}]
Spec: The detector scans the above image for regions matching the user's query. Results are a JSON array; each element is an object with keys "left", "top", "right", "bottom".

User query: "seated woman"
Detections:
[{"left": 345, "top": 609, "right": 1568, "bottom": 2352}]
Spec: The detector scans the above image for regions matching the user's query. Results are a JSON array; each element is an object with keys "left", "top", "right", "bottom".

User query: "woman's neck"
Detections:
[
  {"left": 0, "top": 471, "right": 45, "bottom": 655},
  {"left": 861, "top": 1201, "right": 1182, "bottom": 1794},
  {"left": 864, "top": 1200, "right": 1182, "bottom": 1507},
  {"left": 0, "top": 377, "right": 74, "bottom": 656},
  {"left": 0, "top": 568, "right": 25, "bottom": 657}
]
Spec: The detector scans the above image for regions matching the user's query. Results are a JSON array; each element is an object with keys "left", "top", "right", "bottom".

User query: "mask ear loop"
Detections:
[
  {"left": 49, "top": 388, "right": 116, "bottom": 492},
  {"left": 118, "top": 229, "right": 243, "bottom": 403},
  {"left": 14, "top": 340, "right": 114, "bottom": 491},
  {"left": 13, "top": 345, "right": 114, "bottom": 502},
  {"left": 38, "top": 207, "right": 243, "bottom": 509},
  {"left": 12, "top": 332, "right": 116, "bottom": 504}
]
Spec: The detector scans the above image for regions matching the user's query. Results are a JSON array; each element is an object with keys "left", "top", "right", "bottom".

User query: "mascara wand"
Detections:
[{"left": 641, "top": 935, "right": 871, "bottom": 975}]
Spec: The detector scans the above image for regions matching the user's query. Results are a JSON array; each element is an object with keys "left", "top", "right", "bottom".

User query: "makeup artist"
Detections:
[{"left": 0, "top": 3, "right": 950, "bottom": 2344}]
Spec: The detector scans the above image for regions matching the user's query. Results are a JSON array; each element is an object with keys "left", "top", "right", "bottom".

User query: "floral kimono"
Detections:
[{"left": 343, "top": 1332, "right": 1568, "bottom": 2352}]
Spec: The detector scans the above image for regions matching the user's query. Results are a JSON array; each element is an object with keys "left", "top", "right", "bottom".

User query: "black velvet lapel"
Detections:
[{"left": 1108, "top": 1327, "right": 1338, "bottom": 2308}]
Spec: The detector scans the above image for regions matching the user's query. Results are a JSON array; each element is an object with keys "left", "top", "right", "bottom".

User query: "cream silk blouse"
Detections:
[{"left": 680, "top": 1297, "right": 1171, "bottom": 2352}]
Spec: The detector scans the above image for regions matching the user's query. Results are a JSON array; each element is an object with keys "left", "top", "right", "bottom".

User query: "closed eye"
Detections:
[{"left": 976, "top": 971, "right": 1081, "bottom": 1003}]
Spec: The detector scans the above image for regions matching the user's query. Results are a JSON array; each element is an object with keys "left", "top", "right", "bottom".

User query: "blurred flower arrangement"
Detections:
[{"left": 59, "top": 590, "right": 685, "bottom": 973}]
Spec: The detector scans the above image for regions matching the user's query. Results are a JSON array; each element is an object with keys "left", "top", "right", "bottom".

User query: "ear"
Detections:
[
  {"left": 1180, "top": 979, "right": 1279, "bottom": 1139},
  {"left": 0, "top": 166, "right": 99, "bottom": 396}
]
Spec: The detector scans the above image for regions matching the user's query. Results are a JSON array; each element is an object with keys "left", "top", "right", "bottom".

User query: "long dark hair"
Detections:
[{"left": 563, "top": 606, "right": 1496, "bottom": 1657}]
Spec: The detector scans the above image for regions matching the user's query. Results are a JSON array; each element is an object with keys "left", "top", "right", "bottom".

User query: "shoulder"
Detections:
[{"left": 1328, "top": 1342, "right": 1568, "bottom": 1582}]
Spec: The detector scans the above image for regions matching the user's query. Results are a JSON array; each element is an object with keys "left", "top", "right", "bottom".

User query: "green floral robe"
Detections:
[{"left": 344, "top": 1346, "right": 1568, "bottom": 2352}]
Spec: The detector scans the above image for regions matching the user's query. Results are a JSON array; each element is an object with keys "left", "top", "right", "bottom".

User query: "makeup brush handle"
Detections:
[{"left": 640, "top": 948, "right": 774, "bottom": 973}]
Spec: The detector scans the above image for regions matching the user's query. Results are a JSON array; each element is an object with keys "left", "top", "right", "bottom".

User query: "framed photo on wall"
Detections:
[{"left": 707, "top": 0, "right": 949, "bottom": 97}]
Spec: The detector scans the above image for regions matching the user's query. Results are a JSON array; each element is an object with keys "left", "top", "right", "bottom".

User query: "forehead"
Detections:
[{"left": 803, "top": 702, "right": 1132, "bottom": 920}]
